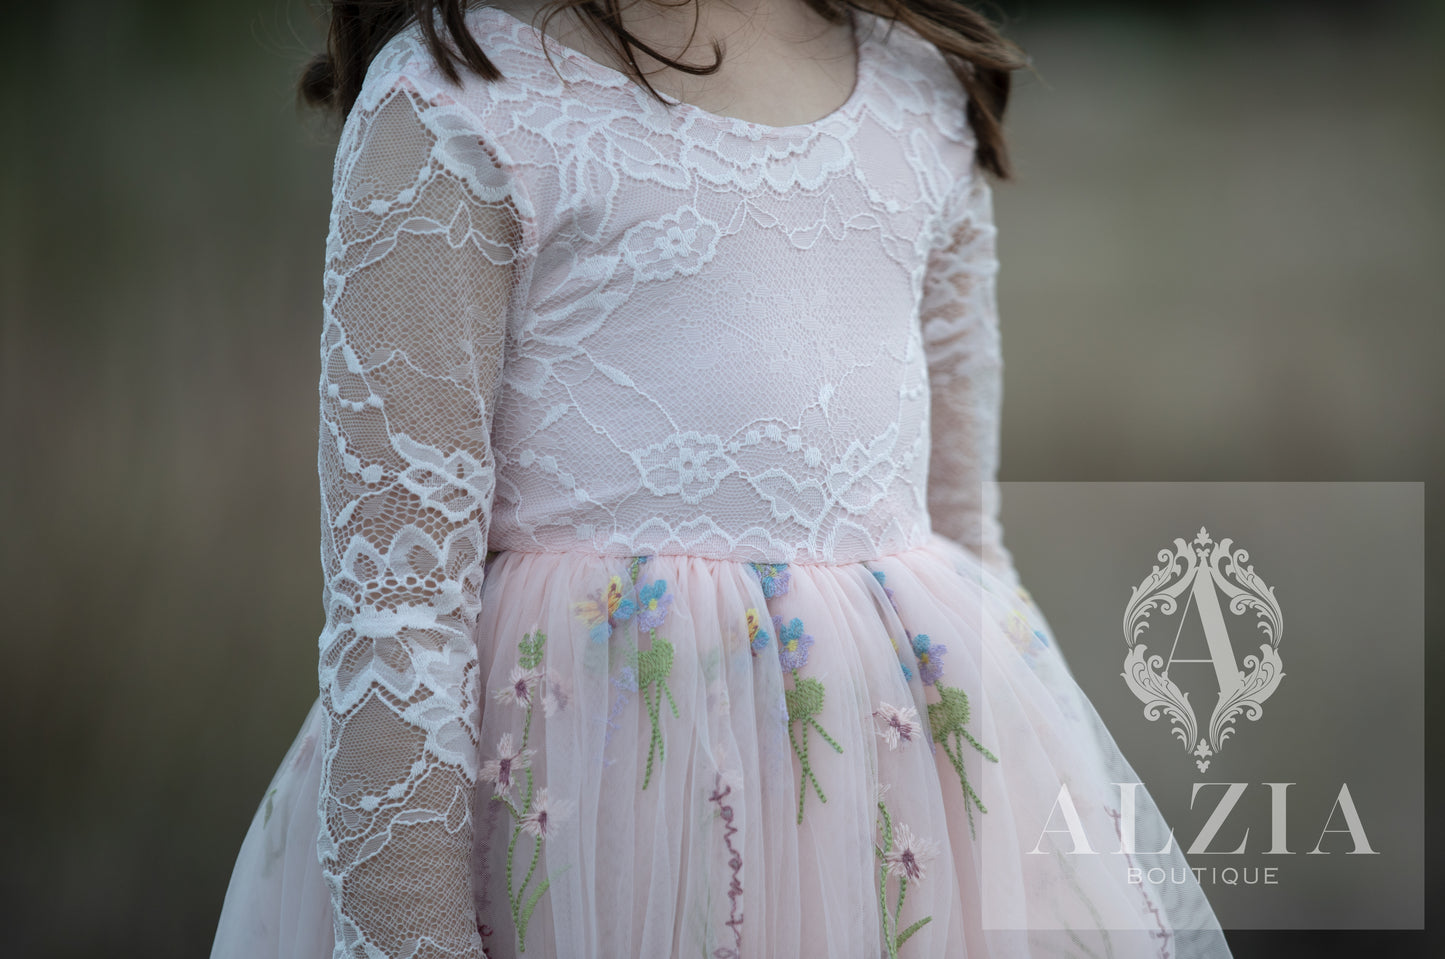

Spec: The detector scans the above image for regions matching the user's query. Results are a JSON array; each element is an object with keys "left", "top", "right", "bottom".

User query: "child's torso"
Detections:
[{"left": 389, "top": 5, "right": 984, "bottom": 563}]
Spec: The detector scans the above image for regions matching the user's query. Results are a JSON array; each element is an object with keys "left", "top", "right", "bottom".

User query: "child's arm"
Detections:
[
  {"left": 921, "top": 161, "right": 1024, "bottom": 596},
  {"left": 315, "top": 59, "right": 520, "bottom": 959}
]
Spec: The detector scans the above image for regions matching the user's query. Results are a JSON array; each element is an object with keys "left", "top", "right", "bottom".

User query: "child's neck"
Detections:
[{"left": 485, "top": 0, "right": 859, "bottom": 128}]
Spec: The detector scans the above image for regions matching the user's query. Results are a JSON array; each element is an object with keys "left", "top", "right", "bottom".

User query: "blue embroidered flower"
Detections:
[
  {"left": 888, "top": 634, "right": 915, "bottom": 683},
  {"left": 870, "top": 567, "right": 898, "bottom": 607},
  {"left": 773, "top": 614, "right": 814, "bottom": 672},
  {"left": 636, "top": 578, "right": 673, "bottom": 631},
  {"left": 750, "top": 562, "right": 792, "bottom": 598},
  {"left": 911, "top": 633, "right": 947, "bottom": 686},
  {"left": 746, "top": 607, "right": 771, "bottom": 656}
]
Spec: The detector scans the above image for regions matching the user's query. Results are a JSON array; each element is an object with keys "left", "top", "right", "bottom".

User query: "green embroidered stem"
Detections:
[
  {"left": 926, "top": 682, "right": 999, "bottom": 839},
  {"left": 875, "top": 801, "right": 896, "bottom": 959},
  {"left": 498, "top": 628, "right": 563, "bottom": 953},
  {"left": 785, "top": 673, "right": 843, "bottom": 824},
  {"left": 875, "top": 796, "right": 934, "bottom": 955}
]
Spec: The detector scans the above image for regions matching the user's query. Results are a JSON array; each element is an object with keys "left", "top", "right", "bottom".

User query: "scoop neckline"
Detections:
[{"left": 472, "top": 4, "right": 873, "bottom": 137}]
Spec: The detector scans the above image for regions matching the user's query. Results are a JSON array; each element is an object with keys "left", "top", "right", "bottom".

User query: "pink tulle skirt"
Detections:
[{"left": 210, "top": 533, "right": 1232, "bottom": 958}]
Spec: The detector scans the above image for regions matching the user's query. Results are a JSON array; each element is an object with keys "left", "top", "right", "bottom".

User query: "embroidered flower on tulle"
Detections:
[
  {"left": 873, "top": 701, "right": 922, "bottom": 751},
  {"left": 480, "top": 732, "right": 536, "bottom": 798},
  {"left": 495, "top": 665, "right": 544, "bottom": 709},
  {"left": 882, "top": 822, "right": 942, "bottom": 883},
  {"left": 636, "top": 578, "right": 674, "bottom": 630},
  {"left": 773, "top": 614, "right": 814, "bottom": 672},
  {"left": 573, "top": 574, "right": 637, "bottom": 644},
  {"left": 519, "top": 786, "right": 574, "bottom": 840},
  {"left": 910, "top": 633, "right": 947, "bottom": 686},
  {"left": 746, "top": 607, "right": 771, "bottom": 656},
  {"left": 888, "top": 634, "right": 914, "bottom": 683},
  {"left": 541, "top": 670, "right": 570, "bottom": 717},
  {"left": 613, "top": 663, "right": 640, "bottom": 693},
  {"left": 750, "top": 562, "right": 792, "bottom": 598},
  {"left": 872, "top": 567, "right": 897, "bottom": 606}
]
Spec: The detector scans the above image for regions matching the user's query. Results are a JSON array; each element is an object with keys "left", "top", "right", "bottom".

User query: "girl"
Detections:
[{"left": 211, "top": 1, "right": 1233, "bottom": 956}]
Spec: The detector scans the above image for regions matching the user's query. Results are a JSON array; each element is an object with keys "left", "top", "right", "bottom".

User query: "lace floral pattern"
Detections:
[{"left": 306, "top": 6, "right": 1066, "bottom": 957}]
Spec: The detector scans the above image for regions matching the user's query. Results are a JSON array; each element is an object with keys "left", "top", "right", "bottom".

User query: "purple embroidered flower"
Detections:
[
  {"left": 750, "top": 562, "right": 792, "bottom": 598},
  {"left": 873, "top": 701, "right": 922, "bottom": 751},
  {"left": 911, "top": 633, "right": 947, "bottom": 686},
  {"left": 883, "top": 822, "right": 942, "bottom": 882},
  {"left": 519, "top": 786, "right": 574, "bottom": 840},
  {"left": 613, "top": 663, "right": 640, "bottom": 694},
  {"left": 479, "top": 732, "right": 535, "bottom": 798},
  {"left": 773, "top": 614, "right": 814, "bottom": 672},
  {"left": 636, "top": 578, "right": 674, "bottom": 631}
]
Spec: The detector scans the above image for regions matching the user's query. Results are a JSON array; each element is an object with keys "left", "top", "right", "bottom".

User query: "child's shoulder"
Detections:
[{"left": 856, "top": 11, "right": 974, "bottom": 143}]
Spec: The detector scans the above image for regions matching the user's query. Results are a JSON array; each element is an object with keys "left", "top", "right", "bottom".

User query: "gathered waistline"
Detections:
[{"left": 482, "top": 533, "right": 950, "bottom": 568}]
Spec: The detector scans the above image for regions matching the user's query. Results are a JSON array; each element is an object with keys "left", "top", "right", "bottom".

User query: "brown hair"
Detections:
[{"left": 299, "top": 0, "right": 1032, "bottom": 179}]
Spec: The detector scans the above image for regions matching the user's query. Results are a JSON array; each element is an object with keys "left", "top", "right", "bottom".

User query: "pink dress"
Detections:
[{"left": 209, "top": 6, "right": 1232, "bottom": 958}]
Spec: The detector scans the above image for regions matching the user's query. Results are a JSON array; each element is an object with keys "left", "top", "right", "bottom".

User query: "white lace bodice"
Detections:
[{"left": 315, "top": 5, "right": 1020, "bottom": 956}]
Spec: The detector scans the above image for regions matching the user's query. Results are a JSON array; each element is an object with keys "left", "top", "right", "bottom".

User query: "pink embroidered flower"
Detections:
[
  {"left": 479, "top": 732, "right": 535, "bottom": 798},
  {"left": 883, "top": 822, "right": 941, "bottom": 883},
  {"left": 872, "top": 701, "right": 921, "bottom": 751},
  {"left": 494, "top": 665, "right": 544, "bottom": 710},
  {"left": 519, "top": 787, "right": 574, "bottom": 840}
]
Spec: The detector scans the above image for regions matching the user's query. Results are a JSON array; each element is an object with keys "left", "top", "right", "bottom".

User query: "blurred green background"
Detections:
[{"left": 1, "top": 1, "right": 1439, "bottom": 956}]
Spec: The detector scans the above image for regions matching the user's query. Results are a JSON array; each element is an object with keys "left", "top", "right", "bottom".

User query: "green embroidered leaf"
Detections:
[
  {"left": 639, "top": 634, "right": 678, "bottom": 789},
  {"left": 518, "top": 628, "right": 548, "bottom": 670},
  {"left": 926, "top": 683, "right": 972, "bottom": 739},
  {"left": 896, "top": 915, "right": 933, "bottom": 949},
  {"left": 518, "top": 876, "right": 551, "bottom": 937},
  {"left": 637, "top": 636, "right": 674, "bottom": 688},
  {"left": 262, "top": 787, "right": 278, "bottom": 827},
  {"left": 785, "top": 675, "right": 826, "bottom": 720},
  {"left": 928, "top": 682, "right": 999, "bottom": 838},
  {"left": 787, "top": 677, "right": 844, "bottom": 823}
]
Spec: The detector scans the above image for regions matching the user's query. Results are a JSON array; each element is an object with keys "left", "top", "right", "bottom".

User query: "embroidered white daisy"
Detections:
[
  {"left": 883, "top": 822, "right": 942, "bottom": 882},
  {"left": 519, "top": 786, "right": 574, "bottom": 840},
  {"left": 493, "top": 665, "right": 543, "bottom": 710},
  {"left": 873, "top": 701, "right": 922, "bottom": 751},
  {"left": 479, "top": 732, "right": 535, "bottom": 798}
]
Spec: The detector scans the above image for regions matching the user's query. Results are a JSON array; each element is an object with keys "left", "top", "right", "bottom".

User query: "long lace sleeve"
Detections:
[
  {"left": 315, "top": 57, "right": 524, "bottom": 959},
  {"left": 921, "top": 162, "right": 1024, "bottom": 595}
]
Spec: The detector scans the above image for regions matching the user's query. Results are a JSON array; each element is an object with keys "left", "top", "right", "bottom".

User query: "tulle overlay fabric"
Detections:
[{"left": 215, "top": 533, "right": 1224, "bottom": 958}]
